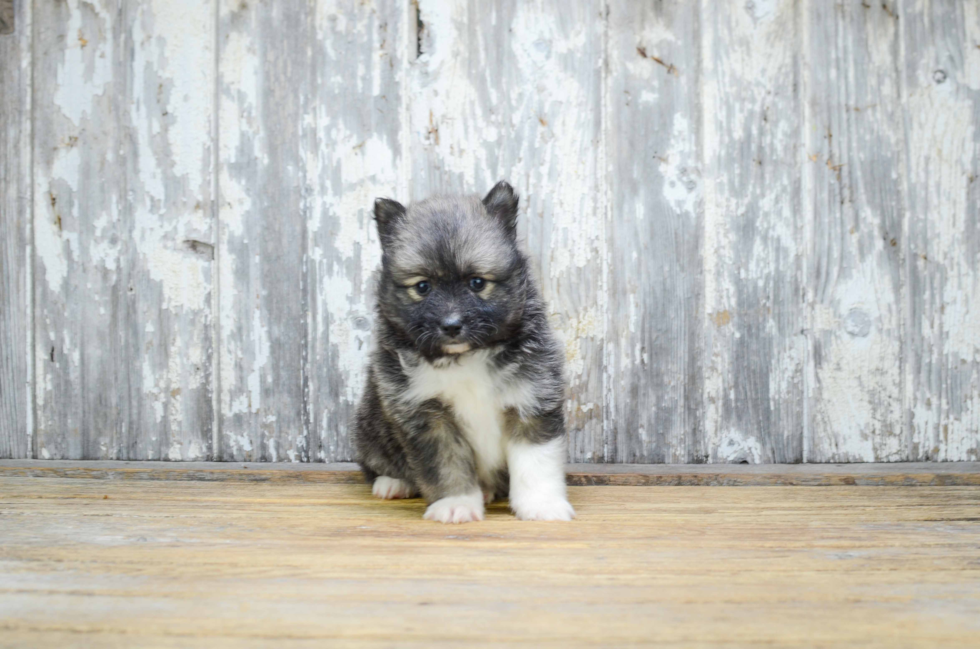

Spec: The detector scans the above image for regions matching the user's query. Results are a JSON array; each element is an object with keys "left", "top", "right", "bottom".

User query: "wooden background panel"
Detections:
[
  {"left": 0, "top": 0, "right": 32, "bottom": 459},
  {"left": 604, "top": 1, "right": 702, "bottom": 463},
  {"left": 804, "top": 0, "right": 906, "bottom": 462},
  {"left": 903, "top": 0, "right": 980, "bottom": 462},
  {"left": 701, "top": 0, "right": 805, "bottom": 464},
  {"left": 217, "top": 0, "right": 317, "bottom": 462},
  {"left": 307, "top": 0, "right": 409, "bottom": 462},
  {"left": 5, "top": 0, "right": 980, "bottom": 464},
  {"left": 409, "top": 0, "right": 606, "bottom": 462},
  {"left": 32, "top": 0, "right": 215, "bottom": 460}
]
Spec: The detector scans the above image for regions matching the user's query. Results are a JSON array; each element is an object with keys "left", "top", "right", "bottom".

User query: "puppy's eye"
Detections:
[
  {"left": 468, "top": 277, "right": 486, "bottom": 292},
  {"left": 415, "top": 281, "right": 431, "bottom": 296}
]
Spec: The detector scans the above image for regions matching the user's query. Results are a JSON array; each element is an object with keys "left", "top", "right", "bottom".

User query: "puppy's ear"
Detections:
[
  {"left": 482, "top": 181, "right": 519, "bottom": 234},
  {"left": 374, "top": 198, "right": 406, "bottom": 247}
]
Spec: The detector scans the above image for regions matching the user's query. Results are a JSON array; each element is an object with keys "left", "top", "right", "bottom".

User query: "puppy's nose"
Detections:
[{"left": 440, "top": 317, "right": 463, "bottom": 338}]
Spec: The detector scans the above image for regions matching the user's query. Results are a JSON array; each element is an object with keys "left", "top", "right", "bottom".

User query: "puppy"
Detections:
[{"left": 353, "top": 181, "right": 575, "bottom": 523}]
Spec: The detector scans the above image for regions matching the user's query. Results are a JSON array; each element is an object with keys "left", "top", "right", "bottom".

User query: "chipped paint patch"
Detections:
[{"left": 715, "top": 428, "right": 764, "bottom": 464}]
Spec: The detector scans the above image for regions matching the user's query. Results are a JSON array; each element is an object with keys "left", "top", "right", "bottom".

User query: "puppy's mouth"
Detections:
[{"left": 441, "top": 343, "right": 472, "bottom": 355}]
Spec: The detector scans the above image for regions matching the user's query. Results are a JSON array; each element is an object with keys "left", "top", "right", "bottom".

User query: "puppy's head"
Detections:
[{"left": 374, "top": 181, "right": 527, "bottom": 359}]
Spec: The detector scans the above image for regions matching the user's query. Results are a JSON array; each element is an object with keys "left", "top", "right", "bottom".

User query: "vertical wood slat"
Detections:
[
  {"left": 902, "top": 0, "right": 980, "bottom": 462},
  {"left": 804, "top": 0, "right": 906, "bottom": 462},
  {"left": 32, "top": 0, "right": 215, "bottom": 460},
  {"left": 217, "top": 0, "right": 314, "bottom": 461},
  {"left": 409, "top": 0, "right": 606, "bottom": 462},
  {"left": 307, "top": 0, "right": 409, "bottom": 462},
  {"left": 701, "top": 0, "right": 805, "bottom": 463},
  {"left": 217, "top": 0, "right": 408, "bottom": 462},
  {"left": 0, "top": 0, "right": 32, "bottom": 458},
  {"left": 604, "top": 1, "right": 703, "bottom": 462}
]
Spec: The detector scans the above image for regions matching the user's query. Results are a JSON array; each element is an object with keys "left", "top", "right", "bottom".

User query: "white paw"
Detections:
[
  {"left": 423, "top": 492, "right": 485, "bottom": 524},
  {"left": 511, "top": 497, "right": 576, "bottom": 522},
  {"left": 372, "top": 476, "right": 418, "bottom": 500}
]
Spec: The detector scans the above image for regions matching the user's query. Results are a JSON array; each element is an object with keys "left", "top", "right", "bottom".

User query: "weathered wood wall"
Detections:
[{"left": 1, "top": 0, "right": 978, "bottom": 463}]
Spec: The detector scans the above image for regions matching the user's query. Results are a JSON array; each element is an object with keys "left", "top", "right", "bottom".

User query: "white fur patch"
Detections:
[
  {"left": 372, "top": 476, "right": 418, "bottom": 500},
  {"left": 423, "top": 491, "right": 485, "bottom": 524},
  {"left": 507, "top": 437, "right": 575, "bottom": 521},
  {"left": 402, "top": 350, "right": 537, "bottom": 485}
]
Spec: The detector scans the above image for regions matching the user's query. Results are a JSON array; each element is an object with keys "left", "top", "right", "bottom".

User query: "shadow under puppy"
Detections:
[{"left": 353, "top": 181, "right": 575, "bottom": 523}]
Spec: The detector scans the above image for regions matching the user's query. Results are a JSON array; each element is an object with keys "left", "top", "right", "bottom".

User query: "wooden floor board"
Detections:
[
  {"left": 2, "top": 460, "right": 979, "bottom": 486},
  {"left": 1, "top": 477, "right": 978, "bottom": 647}
]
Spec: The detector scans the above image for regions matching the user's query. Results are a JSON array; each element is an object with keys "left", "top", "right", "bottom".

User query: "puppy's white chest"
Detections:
[{"left": 405, "top": 352, "right": 512, "bottom": 480}]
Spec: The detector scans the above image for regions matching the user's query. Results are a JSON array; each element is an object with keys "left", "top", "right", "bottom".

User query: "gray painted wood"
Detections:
[
  {"left": 217, "top": 0, "right": 408, "bottom": 462},
  {"left": 409, "top": 0, "right": 606, "bottom": 461},
  {"left": 32, "top": 0, "right": 215, "bottom": 460},
  {"left": 7, "top": 0, "right": 980, "bottom": 463},
  {"left": 604, "top": 1, "right": 703, "bottom": 463},
  {"left": 701, "top": 0, "right": 805, "bottom": 463},
  {"left": 306, "top": 0, "right": 409, "bottom": 462},
  {"left": 902, "top": 0, "right": 980, "bottom": 462},
  {"left": 0, "top": 0, "right": 31, "bottom": 459},
  {"left": 216, "top": 0, "right": 314, "bottom": 461},
  {"left": 805, "top": 0, "right": 906, "bottom": 462}
]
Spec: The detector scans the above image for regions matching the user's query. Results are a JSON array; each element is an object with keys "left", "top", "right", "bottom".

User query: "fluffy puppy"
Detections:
[{"left": 353, "top": 181, "right": 574, "bottom": 523}]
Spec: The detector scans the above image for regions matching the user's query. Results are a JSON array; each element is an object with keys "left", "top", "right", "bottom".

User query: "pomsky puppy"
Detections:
[{"left": 353, "top": 181, "right": 575, "bottom": 523}]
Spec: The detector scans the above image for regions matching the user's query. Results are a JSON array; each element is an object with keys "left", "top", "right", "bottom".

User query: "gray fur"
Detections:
[{"left": 353, "top": 181, "right": 566, "bottom": 504}]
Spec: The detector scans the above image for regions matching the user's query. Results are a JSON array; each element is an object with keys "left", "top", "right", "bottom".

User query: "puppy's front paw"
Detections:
[
  {"left": 423, "top": 492, "right": 485, "bottom": 524},
  {"left": 372, "top": 476, "right": 417, "bottom": 500},
  {"left": 511, "top": 497, "right": 576, "bottom": 522}
]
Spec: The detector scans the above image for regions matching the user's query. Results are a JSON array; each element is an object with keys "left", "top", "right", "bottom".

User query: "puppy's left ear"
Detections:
[{"left": 483, "top": 181, "right": 519, "bottom": 234}]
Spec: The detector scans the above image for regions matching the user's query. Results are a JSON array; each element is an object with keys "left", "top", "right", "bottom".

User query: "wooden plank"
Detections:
[
  {"left": 32, "top": 0, "right": 215, "bottom": 460},
  {"left": 217, "top": 0, "right": 408, "bottom": 463},
  {"left": 701, "top": 0, "right": 805, "bottom": 463},
  {"left": 409, "top": 0, "right": 606, "bottom": 462},
  {"left": 604, "top": 1, "right": 702, "bottom": 462},
  {"left": 216, "top": 0, "right": 314, "bottom": 461},
  {"left": 0, "top": 0, "right": 32, "bottom": 459},
  {"left": 902, "top": 1, "right": 980, "bottom": 462},
  {"left": 804, "top": 0, "right": 906, "bottom": 461},
  {"left": 1, "top": 479, "right": 979, "bottom": 647},
  {"left": 307, "top": 0, "right": 409, "bottom": 462},
  {"left": 2, "top": 460, "right": 978, "bottom": 486}
]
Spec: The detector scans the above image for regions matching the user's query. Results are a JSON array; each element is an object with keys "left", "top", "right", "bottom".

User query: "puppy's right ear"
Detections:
[{"left": 374, "top": 198, "right": 406, "bottom": 248}]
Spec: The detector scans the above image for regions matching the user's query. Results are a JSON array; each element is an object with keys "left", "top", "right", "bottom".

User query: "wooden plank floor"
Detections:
[{"left": 1, "top": 477, "right": 978, "bottom": 647}]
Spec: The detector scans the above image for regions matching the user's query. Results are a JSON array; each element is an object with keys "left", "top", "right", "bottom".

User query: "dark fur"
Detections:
[{"left": 353, "top": 182, "right": 566, "bottom": 504}]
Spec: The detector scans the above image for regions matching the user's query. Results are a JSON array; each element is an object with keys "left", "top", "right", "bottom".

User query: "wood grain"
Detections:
[
  {"left": 1, "top": 477, "right": 978, "bottom": 647},
  {"left": 409, "top": 0, "right": 606, "bottom": 461},
  {"left": 702, "top": 0, "right": 805, "bottom": 463},
  {"left": 0, "top": 0, "right": 31, "bottom": 459},
  {"left": 804, "top": 0, "right": 906, "bottom": 461},
  {"left": 604, "top": 1, "right": 702, "bottom": 463},
  {"left": 32, "top": 0, "right": 215, "bottom": 460},
  {"left": 902, "top": 0, "right": 980, "bottom": 462}
]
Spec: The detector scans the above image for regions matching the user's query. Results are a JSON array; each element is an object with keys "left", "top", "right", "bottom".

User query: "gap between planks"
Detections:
[{"left": 0, "top": 460, "right": 977, "bottom": 486}]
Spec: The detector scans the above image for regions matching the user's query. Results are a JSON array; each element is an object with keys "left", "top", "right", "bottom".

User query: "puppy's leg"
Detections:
[
  {"left": 404, "top": 413, "right": 483, "bottom": 524},
  {"left": 507, "top": 412, "right": 575, "bottom": 521}
]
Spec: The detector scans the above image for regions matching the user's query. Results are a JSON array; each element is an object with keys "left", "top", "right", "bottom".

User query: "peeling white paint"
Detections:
[{"left": 17, "top": 0, "right": 980, "bottom": 465}]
